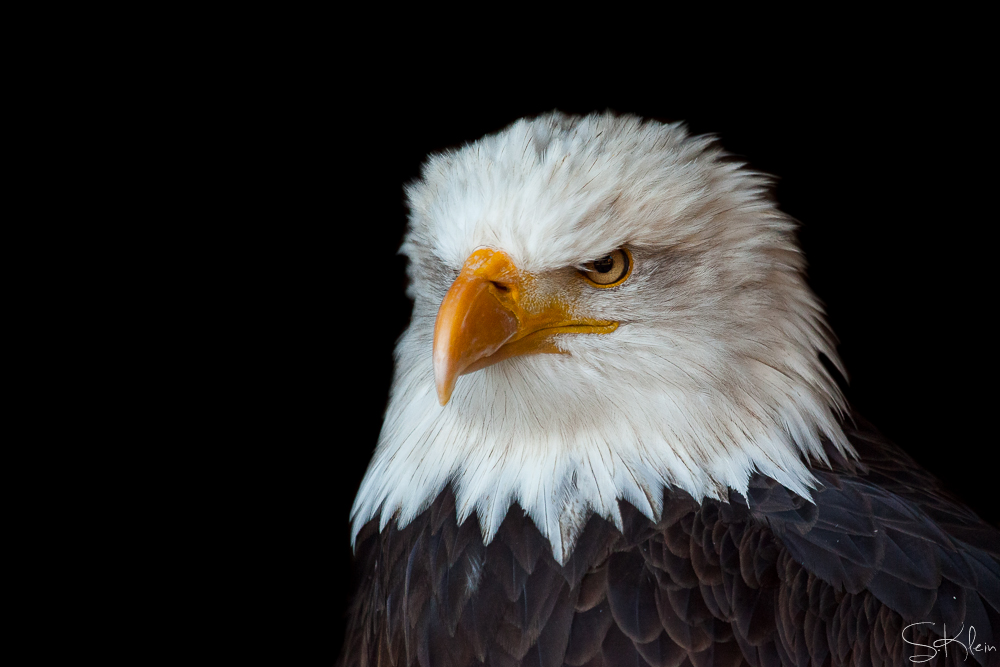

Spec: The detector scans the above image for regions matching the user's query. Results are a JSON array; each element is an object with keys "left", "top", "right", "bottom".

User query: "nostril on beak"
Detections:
[{"left": 491, "top": 281, "right": 511, "bottom": 293}]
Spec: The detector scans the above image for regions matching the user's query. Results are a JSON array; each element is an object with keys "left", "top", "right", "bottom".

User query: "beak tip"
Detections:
[
  {"left": 436, "top": 377, "right": 453, "bottom": 406},
  {"left": 433, "top": 348, "right": 454, "bottom": 405}
]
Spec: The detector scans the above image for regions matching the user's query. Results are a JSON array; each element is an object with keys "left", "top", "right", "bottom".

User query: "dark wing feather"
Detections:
[
  {"left": 340, "top": 414, "right": 1000, "bottom": 666},
  {"left": 564, "top": 600, "right": 615, "bottom": 666},
  {"left": 606, "top": 550, "right": 662, "bottom": 643}
]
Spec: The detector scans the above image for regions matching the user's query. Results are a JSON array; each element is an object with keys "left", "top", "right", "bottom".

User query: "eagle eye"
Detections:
[{"left": 581, "top": 248, "right": 631, "bottom": 287}]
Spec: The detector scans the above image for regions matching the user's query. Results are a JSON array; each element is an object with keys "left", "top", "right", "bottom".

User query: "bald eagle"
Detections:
[{"left": 340, "top": 113, "right": 1000, "bottom": 666}]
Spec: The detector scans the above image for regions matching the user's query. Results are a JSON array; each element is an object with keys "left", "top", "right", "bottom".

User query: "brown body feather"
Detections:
[{"left": 340, "top": 415, "right": 1000, "bottom": 666}]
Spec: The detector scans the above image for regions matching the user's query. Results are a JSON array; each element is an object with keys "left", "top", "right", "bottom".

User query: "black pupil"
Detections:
[{"left": 594, "top": 256, "right": 614, "bottom": 273}]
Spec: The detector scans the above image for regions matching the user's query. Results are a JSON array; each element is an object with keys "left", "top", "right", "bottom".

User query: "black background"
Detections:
[{"left": 312, "top": 61, "right": 993, "bottom": 659}]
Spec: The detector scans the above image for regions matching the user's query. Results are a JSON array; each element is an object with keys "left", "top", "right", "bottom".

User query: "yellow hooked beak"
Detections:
[{"left": 432, "top": 248, "right": 617, "bottom": 405}]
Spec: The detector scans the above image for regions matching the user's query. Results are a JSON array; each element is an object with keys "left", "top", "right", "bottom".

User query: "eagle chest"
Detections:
[{"left": 344, "top": 485, "right": 994, "bottom": 667}]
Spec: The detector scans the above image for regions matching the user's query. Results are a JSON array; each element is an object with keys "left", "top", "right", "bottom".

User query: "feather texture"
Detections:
[
  {"left": 343, "top": 112, "right": 999, "bottom": 665},
  {"left": 340, "top": 416, "right": 1000, "bottom": 666},
  {"left": 351, "top": 112, "right": 852, "bottom": 557}
]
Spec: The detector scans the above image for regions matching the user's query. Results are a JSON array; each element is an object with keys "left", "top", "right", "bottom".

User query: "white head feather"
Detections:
[{"left": 351, "top": 112, "right": 852, "bottom": 564}]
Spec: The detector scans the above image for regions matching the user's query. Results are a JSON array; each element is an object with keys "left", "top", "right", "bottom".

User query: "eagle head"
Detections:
[{"left": 352, "top": 112, "right": 851, "bottom": 563}]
